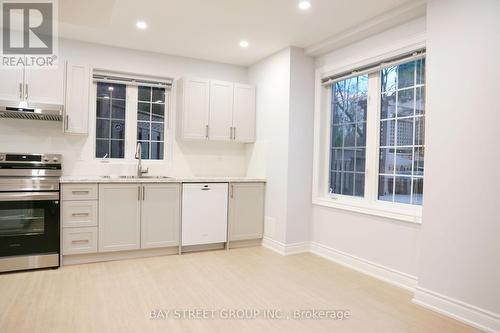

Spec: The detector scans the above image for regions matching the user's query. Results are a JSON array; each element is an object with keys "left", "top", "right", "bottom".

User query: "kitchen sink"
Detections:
[
  {"left": 136, "top": 176, "right": 172, "bottom": 179},
  {"left": 100, "top": 175, "right": 172, "bottom": 179}
]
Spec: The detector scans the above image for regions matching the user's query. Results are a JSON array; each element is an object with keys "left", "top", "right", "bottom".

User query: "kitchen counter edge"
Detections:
[{"left": 59, "top": 177, "right": 266, "bottom": 184}]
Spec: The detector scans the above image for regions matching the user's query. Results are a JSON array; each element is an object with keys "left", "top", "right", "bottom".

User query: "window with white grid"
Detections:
[{"left": 378, "top": 58, "right": 425, "bottom": 205}]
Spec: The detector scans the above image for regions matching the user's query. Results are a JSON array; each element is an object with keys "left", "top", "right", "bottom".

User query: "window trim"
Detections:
[
  {"left": 312, "top": 41, "right": 425, "bottom": 224},
  {"left": 91, "top": 81, "right": 173, "bottom": 165}
]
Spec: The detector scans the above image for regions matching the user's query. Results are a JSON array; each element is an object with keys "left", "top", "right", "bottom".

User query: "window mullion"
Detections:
[
  {"left": 324, "top": 86, "right": 333, "bottom": 196},
  {"left": 364, "top": 72, "right": 380, "bottom": 203},
  {"left": 148, "top": 89, "right": 152, "bottom": 159},
  {"left": 125, "top": 86, "right": 138, "bottom": 161}
]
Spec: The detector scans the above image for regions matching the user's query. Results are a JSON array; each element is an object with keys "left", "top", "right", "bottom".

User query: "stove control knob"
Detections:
[
  {"left": 43, "top": 158, "right": 50, "bottom": 162},
  {"left": 52, "top": 157, "right": 59, "bottom": 162},
  {"left": 0, "top": 155, "right": 4, "bottom": 161}
]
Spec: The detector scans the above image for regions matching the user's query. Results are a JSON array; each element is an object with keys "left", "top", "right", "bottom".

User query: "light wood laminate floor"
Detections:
[{"left": 0, "top": 247, "right": 481, "bottom": 333}]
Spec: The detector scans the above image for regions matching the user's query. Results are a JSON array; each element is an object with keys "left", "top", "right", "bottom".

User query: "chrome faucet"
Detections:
[{"left": 135, "top": 143, "right": 149, "bottom": 177}]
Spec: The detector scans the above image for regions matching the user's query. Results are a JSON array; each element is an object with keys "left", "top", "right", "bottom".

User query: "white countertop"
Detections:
[{"left": 59, "top": 176, "right": 266, "bottom": 184}]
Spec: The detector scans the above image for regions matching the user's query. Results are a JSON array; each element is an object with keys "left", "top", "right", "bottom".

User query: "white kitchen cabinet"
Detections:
[
  {"left": 177, "top": 77, "right": 210, "bottom": 140},
  {"left": 176, "top": 77, "right": 256, "bottom": 143},
  {"left": 209, "top": 80, "right": 234, "bottom": 141},
  {"left": 232, "top": 84, "right": 256, "bottom": 143},
  {"left": 26, "top": 66, "right": 65, "bottom": 105},
  {"left": 182, "top": 183, "right": 228, "bottom": 246},
  {"left": 228, "top": 182, "right": 265, "bottom": 241},
  {"left": 98, "top": 184, "right": 141, "bottom": 252},
  {"left": 63, "top": 227, "right": 98, "bottom": 255},
  {"left": 62, "top": 200, "right": 98, "bottom": 228},
  {"left": 0, "top": 65, "right": 64, "bottom": 105},
  {"left": 0, "top": 68, "right": 24, "bottom": 102},
  {"left": 62, "top": 183, "right": 98, "bottom": 201},
  {"left": 64, "top": 62, "right": 91, "bottom": 134},
  {"left": 141, "top": 183, "right": 181, "bottom": 249}
]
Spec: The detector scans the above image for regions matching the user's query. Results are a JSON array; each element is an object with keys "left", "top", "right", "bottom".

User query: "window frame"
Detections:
[
  {"left": 95, "top": 82, "right": 127, "bottom": 160},
  {"left": 312, "top": 45, "right": 425, "bottom": 224},
  {"left": 377, "top": 60, "right": 425, "bottom": 206},
  {"left": 328, "top": 75, "right": 369, "bottom": 198},
  {"left": 91, "top": 81, "right": 172, "bottom": 165},
  {"left": 136, "top": 85, "right": 167, "bottom": 161}
]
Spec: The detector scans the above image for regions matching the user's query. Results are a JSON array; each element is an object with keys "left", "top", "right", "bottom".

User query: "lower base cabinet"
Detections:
[
  {"left": 98, "top": 183, "right": 181, "bottom": 253},
  {"left": 228, "top": 182, "right": 265, "bottom": 241},
  {"left": 141, "top": 184, "right": 181, "bottom": 249},
  {"left": 99, "top": 184, "right": 142, "bottom": 252},
  {"left": 62, "top": 181, "right": 264, "bottom": 260},
  {"left": 62, "top": 227, "right": 98, "bottom": 255}
]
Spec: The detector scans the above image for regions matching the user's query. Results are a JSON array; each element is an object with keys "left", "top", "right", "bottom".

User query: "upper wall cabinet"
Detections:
[
  {"left": 64, "top": 62, "right": 91, "bottom": 134},
  {"left": 233, "top": 83, "right": 256, "bottom": 143},
  {"left": 0, "top": 67, "right": 24, "bottom": 102},
  {"left": 176, "top": 77, "right": 256, "bottom": 143},
  {"left": 177, "top": 77, "right": 210, "bottom": 140},
  {"left": 209, "top": 80, "right": 234, "bottom": 141},
  {"left": 0, "top": 62, "right": 91, "bottom": 135},
  {"left": 0, "top": 65, "right": 64, "bottom": 105},
  {"left": 26, "top": 66, "right": 65, "bottom": 105}
]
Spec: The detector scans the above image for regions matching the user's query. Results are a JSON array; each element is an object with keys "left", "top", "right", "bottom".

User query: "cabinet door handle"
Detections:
[
  {"left": 72, "top": 239, "right": 89, "bottom": 244},
  {"left": 142, "top": 186, "right": 145, "bottom": 201},
  {"left": 233, "top": 127, "right": 236, "bottom": 140},
  {"left": 72, "top": 190, "right": 89, "bottom": 195},
  {"left": 19, "top": 83, "right": 23, "bottom": 100},
  {"left": 230, "top": 184, "right": 234, "bottom": 198},
  {"left": 65, "top": 115, "right": 69, "bottom": 130},
  {"left": 138, "top": 186, "right": 141, "bottom": 201},
  {"left": 71, "top": 212, "right": 89, "bottom": 217},
  {"left": 25, "top": 83, "right": 28, "bottom": 100},
  {"left": 205, "top": 125, "right": 209, "bottom": 139}
]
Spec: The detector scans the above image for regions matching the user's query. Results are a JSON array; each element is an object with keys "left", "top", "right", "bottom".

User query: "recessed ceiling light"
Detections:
[
  {"left": 298, "top": 0, "right": 311, "bottom": 10},
  {"left": 239, "top": 40, "right": 249, "bottom": 48},
  {"left": 136, "top": 21, "right": 147, "bottom": 30}
]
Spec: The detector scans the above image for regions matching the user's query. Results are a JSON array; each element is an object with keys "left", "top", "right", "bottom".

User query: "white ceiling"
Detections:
[{"left": 59, "top": 0, "right": 415, "bottom": 66}]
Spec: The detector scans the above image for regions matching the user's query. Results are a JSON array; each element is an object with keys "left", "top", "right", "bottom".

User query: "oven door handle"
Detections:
[{"left": 0, "top": 192, "right": 59, "bottom": 202}]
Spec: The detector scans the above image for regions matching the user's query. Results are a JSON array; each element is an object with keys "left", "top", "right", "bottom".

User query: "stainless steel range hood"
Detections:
[{"left": 0, "top": 100, "right": 63, "bottom": 122}]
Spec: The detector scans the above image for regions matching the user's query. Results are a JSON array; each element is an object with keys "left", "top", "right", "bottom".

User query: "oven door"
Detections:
[{"left": 0, "top": 192, "right": 60, "bottom": 257}]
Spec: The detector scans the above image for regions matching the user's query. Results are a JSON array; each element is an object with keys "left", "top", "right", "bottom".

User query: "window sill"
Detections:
[
  {"left": 312, "top": 196, "right": 422, "bottom": 224},
  {"left": 94, "top": 159, "right": 170, "bottom": 164}
]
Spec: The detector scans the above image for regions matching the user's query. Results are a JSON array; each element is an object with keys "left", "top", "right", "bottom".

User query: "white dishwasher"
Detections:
[{"left": 181, "top": 183, "right": 228, "bottom": 246}]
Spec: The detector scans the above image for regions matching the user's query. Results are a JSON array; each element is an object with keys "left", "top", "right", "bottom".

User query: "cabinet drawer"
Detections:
[
  {"left": 62, "top": 184, "right": 98, "bottom": 201},
  {"left": 63, "top": 227, "right": 97, "bottom": 255},
  {"left": 63, "top": 201, "right": 97, "bottom": 228}
]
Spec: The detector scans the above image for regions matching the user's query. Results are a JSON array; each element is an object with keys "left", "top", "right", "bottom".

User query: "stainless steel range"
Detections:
[{"left": 0, "top": 153, "right": 61, "bottom": 273}]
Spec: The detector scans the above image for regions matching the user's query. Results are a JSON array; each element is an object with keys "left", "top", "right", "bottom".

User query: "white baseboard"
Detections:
[
  {"left": 413, "top": 287, "right": 500, "bottom": 333},
  {"left": 309, "top": 242, "right": 417, "bottom": 291},
  {"left": 262, "top": 238, "right": 417, "bottom": 291},
  {"left": 262, "top": 237, "right": 309, "bottom": 256},
  {"left": 261, "top": 239, "right": 500, "bottom": 332}
]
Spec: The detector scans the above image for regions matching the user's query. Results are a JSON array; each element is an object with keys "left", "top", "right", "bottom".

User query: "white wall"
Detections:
[
  {"left": 286, "top": 47, "right": 314, "bottom": 244},
  {"left": 247, "top": 47, "right": 314, "bottom": 245},
  {"left": 0, "top": 39, "right": 249, "bottom": 177},
  {"left": 310, "top": 18, "right": 426, "bottom": 277},
  {"left": 247, "top": 48, "right": 291, "bottom": 243},
  {"left": 416, "top": 0, "right": 500, "bottom": 317}
]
